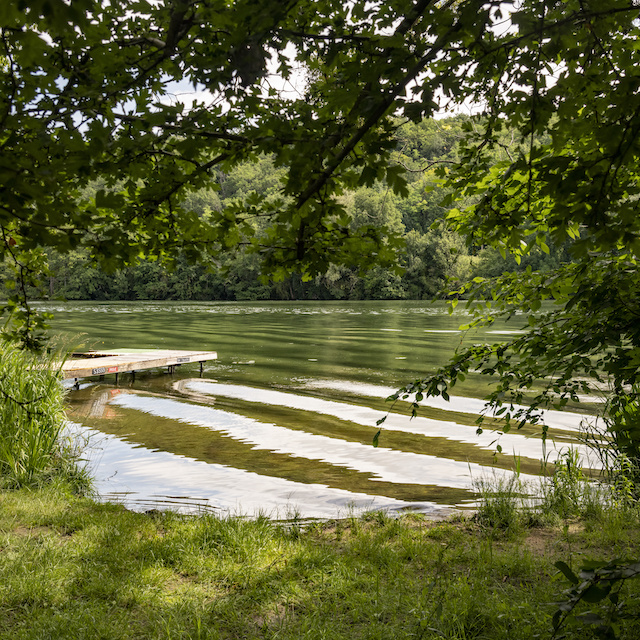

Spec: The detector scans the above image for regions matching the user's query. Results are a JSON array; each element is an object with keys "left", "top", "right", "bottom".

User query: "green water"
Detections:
[
  {"left": 48, "top": 300, "right": 474, "bottom": 386},
  {"left": 41, "top": 300, "right": 594, "bottom": 518}
]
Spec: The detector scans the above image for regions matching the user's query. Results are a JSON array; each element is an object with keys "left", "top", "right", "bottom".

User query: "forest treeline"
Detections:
[{"left": 41, "top": 116, "right": 567, "bottom": 302}]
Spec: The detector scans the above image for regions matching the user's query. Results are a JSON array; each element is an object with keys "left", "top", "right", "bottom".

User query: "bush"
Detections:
[{"left": 0, "top": 342, "right": 89, "bottom": 490}]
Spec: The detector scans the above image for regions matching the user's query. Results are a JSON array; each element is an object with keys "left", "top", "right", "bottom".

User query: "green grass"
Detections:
[
  {"left": 0, "top": 343, "right": 90, "bottom": 491},
  {"left": 0, "top": 345, "right": 637, "bottom": 637},
  {"left": 1, "top": 484, "right": 640, "bottom": 639}
]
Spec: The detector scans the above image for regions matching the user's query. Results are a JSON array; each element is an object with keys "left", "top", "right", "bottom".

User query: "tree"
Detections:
[
  {"left": 401, "top": 228, "right": 470, "bottom": 298},
  {"left": 4, "top": 1, "right": 640, "bottom": 446},
  {"left": 1, "top": 0, "right": 435, "bottom": 345},
  {"left": 382, "top": 1, "right": 640, "bottom": 474}
]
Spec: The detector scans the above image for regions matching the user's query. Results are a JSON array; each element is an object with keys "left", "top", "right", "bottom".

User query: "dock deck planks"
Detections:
[{"left": 61, "top": 349, "right": 218, "bottom": 380}]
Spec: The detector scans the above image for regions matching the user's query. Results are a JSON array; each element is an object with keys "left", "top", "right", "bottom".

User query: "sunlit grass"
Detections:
[
  {"left": 1, "top": 485, "right": 640, "bottom": 639},
  {"left": 472, "top": 449, "right": 631, "bottom": 534}
]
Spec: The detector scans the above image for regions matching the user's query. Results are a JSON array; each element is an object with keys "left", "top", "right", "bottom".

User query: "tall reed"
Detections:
[{"left": 0, "top": 342, "right": 85, "bottom": 489}]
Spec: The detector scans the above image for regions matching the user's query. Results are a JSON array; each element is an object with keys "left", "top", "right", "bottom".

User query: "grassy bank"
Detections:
[{"left": 1, "top": 485, "right": 640, "bottom": 639}]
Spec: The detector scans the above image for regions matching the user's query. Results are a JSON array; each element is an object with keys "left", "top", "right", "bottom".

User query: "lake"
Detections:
[{"left": 40, "top": 300, "right": 597, "bottom": 519}]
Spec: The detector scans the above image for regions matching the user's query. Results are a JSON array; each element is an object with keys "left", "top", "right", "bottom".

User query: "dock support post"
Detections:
[
  {"left": 131, "top": 370, "right": 136, "bottom": 382},
  {"left": 115, "top": 372, "right": 119, "bottom": 385},
  {"left": 200, "top": 361, "right": 204, "bottom": 377},
  {"left": 74, "top": 378, "right": 79, "bottom": 390}
]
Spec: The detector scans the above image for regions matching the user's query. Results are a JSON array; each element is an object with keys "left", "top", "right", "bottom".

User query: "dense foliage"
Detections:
[
  {"left": 367, "top": 1, "right": 640, "bottom": 469},
  {"left": 1, "top": 0, "right": 457, "bottom": 345},
  {"left": 9, "top": 116, "right": 562, "bottom": 303},
  {"left": 3, "top": 0, "right": 619, "bottom": 342},
  {"left": 35, "top": 117, "right": 489, "bottom": 302},
  {"left": 4, "top": 0, "right": 640, "bottom": 451}
]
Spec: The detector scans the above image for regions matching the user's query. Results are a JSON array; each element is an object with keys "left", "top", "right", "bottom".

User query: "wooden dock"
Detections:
[{"left": 61, "top": 349, "right": 218, "bottom": 382}]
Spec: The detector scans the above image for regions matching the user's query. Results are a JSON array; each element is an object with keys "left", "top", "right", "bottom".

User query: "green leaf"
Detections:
[
  {"left": 581, "top": 584, "right": 611, "bottom": 604},
  {"left": 555, "top": 561, "right": 579, "bottom": 585}
]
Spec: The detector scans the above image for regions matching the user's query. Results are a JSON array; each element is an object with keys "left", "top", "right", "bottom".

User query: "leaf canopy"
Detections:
[{"left": 3, "top": 0, "right": 640, "bottom": 427}]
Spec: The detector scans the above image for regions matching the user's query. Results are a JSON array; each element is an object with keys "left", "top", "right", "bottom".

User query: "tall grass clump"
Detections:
[
  {"left": 540, "top": 448, "right": 598, "bottom": 520},
  {"left": 0, "top": 341, "right": 89, "bottom": 491},
  {"left": 473, "top": 469, "right": 528, "bottom": 534},
  {"left": 586, "top": 398, "right": 640, "bottom": 506}
]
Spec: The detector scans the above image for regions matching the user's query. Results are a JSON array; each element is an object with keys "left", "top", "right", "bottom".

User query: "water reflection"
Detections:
[
  {"left": 69, "top": 423, "right": 425, "bottom": 519},
  {"left": 49, "top": 300, "right": 603, "bottom": 517},
  {"left": 69, "top": 386, "right": 474, "bottom": 511},
  {"left": 179, "top": 380, "right": 592, "bottom": 460},
  {"left": 300, "top": 379, "right": 597, "bottom": 432}
]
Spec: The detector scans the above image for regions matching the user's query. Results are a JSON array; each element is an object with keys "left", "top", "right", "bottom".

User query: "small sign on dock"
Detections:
[{"left": 61, "top": 349, "right": 217, "bottom": 382}]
